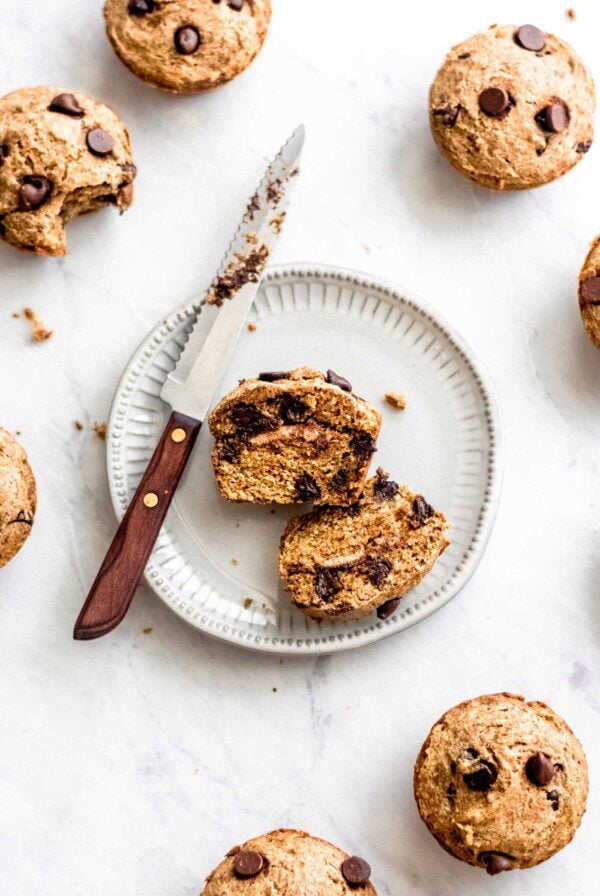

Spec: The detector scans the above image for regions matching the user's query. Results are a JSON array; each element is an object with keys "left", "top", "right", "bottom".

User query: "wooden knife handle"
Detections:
[{"left": 73, "top": 411, "right": 202, "bottom": 641}]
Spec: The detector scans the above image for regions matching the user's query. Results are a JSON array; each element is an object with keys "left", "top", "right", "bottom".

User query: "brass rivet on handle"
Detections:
[
  {"left": 143, "top": 492, "right": 159, "bottom": 508},
  {"left": 171, "top": 428, "right": 186, "bottom": 443}
]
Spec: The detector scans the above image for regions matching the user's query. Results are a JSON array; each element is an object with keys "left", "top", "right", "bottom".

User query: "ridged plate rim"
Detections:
[{"left": 107, "top": 263, "right": 503, "bottom": 655}]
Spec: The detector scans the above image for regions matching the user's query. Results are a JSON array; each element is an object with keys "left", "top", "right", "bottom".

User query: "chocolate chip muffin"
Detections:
[
  {"left": 578, "top": 236, "right": 600, "bottom": 350},
  {"left": 202, "top": 829, "right": 377, "bottom": 896},
  {"left": 208, "top": 367, "right": 382, "bottom": 506},
  {"left": 429, "top": 24, "right": 595, "bottom": 190},
  {"left": 0, "top": 428, "right": 36, "bottom": 568},
  {"left": 278, "top": 469, "right": 449, "bottom": 622},
  {"left": 0, "top": 86, "right": 135, "bottom": 256},
  {"left": 104, "top": 0, "right": 271, "bottom": 94},
  {"left": 414, "top": 693, "right": 589, "bottom": 875}
]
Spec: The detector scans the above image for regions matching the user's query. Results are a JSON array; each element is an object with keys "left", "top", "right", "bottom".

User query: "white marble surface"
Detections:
[{"left": 1, "top": 1, "right": 599, "bottom": 893}]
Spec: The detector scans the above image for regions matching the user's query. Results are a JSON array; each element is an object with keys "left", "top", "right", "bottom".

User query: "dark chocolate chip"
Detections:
[
  {"left": 458, "top": 52, "right": 471, "bottom": 60},
  {"left": 412, "top": 495, "right": 434, "bottom": 526},
  {"left": 372, "top": 469, "right": 399, "bottom": 502},
  {"left": 377, "top": 597, "right": 400, "bottom": 620},
  {"left": 581, "top": 277, "right": 600, "bottom": 304},
  {"left": 526, "top": 752, "right": 556, "bottom": 787},
  {"left": 49, "top": 92, "right": 84, "bottom": 117},
  {"left": 314, "top": 567, "right": 342, "bottom": 601},
  {"left": 86, "top": 128, "right": 114, "bottom": 157},
  {"left": 463, "top": 760, "right": 497, "bottom": 792},
  {"left": 121, "top": 162, "right": 138, "bottom": 178},
  {"left": 230, "top": 402, "right": 276, "bottom": 437},
  {"left": 515, "top": 24, "right": 546, "bottom": 52},
  {"left": 480, "top": 852, "right": 513, "bottom": 876},
  {"left": 18, "top": 176, "right": 52, "bottom": 211},
  {"left": 433, "top": 104, "right": 460, "bottom": 127},
  {"left": 350, "top": 431, "right": 376, "bottom": 462},
  {"left": 228, "top": 0, "right": 244, "bottom": 8},
  {"left": 295, "top": 472, "right": 321, "bottom": 502},
  {"left": 128, "top": 0, "right": 155, "bottom": 13},
  {"left": 465, "top": 748, "right": 479, "bottom": 759},
  {"left": 332, "top": 469, "right": 348, "bottom": 492},
  {"left": 535, "top": 103, "right": 569, "bottom": 133},
  {"left": 1, "top": 143, "right": 8, "bottom": 157},
  {"left": 479, "top": 87, "right": 510, "bottom": 118},
  {"left": 280, "top": 393, "right": 308, "bottom": 424},
  {"left": 341, "top": 856, "right": 371, "bottom": 887},
  {"left": 220, "top": 434, "right": 241, "bottom": 462},
  {"left": 576, "top": 139, "right": 592, "bottom": 154},
  {"left": 233, "top": 850, "right": 263, "bottom": 879},
  {"left": 326, "top": 369, "right": 352, "bottom": 392},
  {"left": 547, "top": 789, "right": 560, "bottom": 811},
  {"left": 175, "top": 25, "right": 201, "bottom": 54},
  {"left": 258, "top": 371, "right": 290, "bottom": 382},
  {"left": 365, "top": 558, "right": 392, "bottom": 588}
]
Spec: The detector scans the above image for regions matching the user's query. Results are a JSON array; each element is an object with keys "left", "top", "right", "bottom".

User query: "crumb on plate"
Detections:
[
  {"left": 93, "top": 421, "right": 108, "bottom": 442},
  {"left": 23, "top": 307, "right": 53, "bottom": 343},
  {"left": 384, "top": 391, "right": 407, "bottom": 410}
]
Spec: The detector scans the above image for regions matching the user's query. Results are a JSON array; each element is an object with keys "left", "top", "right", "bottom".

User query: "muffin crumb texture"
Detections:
[
  {"left": 279, "top": 469, "right": 449, "bottom": 621},
  {"left": 208, "top": 367, "right": 382, "bottom": 506},
  {"left": 413, "top": 693, "right": 589, "bottom": 874},
  {"left": 429, "top": 24, "right": 595, "bottom": 190},
  {"left": 0, "top": 86, "right": 135, "bottom": 255}
]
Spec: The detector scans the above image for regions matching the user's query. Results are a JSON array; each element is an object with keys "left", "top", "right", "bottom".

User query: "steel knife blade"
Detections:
[{"left": 160, "top": 123, "right": 305, "bottom": 421}]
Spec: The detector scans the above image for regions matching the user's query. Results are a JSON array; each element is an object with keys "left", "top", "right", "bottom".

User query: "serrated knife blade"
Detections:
[{"left": 160, "top": 124, "right": 305, "bottom": 421}]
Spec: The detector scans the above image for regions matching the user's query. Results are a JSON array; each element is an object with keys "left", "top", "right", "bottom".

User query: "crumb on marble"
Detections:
[
  {"left": 143, "top": 626, "right": 153, "bottom": 635},
  {"left": 384, "top": 391, "right": 407, "bottom": 410},
  {"left": 244, "top": 598, "right": 253, "bottom": 609},
  {"left": 231, "top": 558, "right": 238, "bottom": 566},
  {"left": 272, "top": 687, "right": 277, "bottom": 692},
  {"left": 566, "top": 8, "right": 576, "bottom": 19},
  {"left": 247, "top": 323, "right": 257, "bottom": 332},
  {"left": 363, "top": 244, "right": 372, "bottom": 254},
  {"left": 94, "top": 421, "right": 108, "bottom": 442},
  {"left": 23, "top": 307, "right": 53, "bottom": 343},
  {"left": 73, "top": 420, "right": 84, "bottom": 432},
  {"left": 12, "top": 312, "right": 20, "bottom": 318}
]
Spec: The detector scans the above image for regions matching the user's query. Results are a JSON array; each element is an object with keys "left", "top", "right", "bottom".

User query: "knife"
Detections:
[{"left": 73, "top": 125, "right": 305, "bottom": 641}]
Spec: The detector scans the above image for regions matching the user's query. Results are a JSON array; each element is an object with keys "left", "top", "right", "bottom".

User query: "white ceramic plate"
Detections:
[{"left": 107, "top": 264, "right": 502, "bottom": 654}]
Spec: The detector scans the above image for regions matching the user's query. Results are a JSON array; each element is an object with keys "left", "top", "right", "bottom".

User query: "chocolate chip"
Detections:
[
  {"left": 1, "top": 143, "right": 8, "bottom": 157},
  {"left": 326, "top": 369, "right": 352, "bottom": 392},
  {"left": 365, "top": 558, "right": 392, "bottom": 588},
  {"left": 121, "top": 162, "right": 138, "bottom": 178},
  {"left": 576, "top": 139, "right": 592, "bottom": 153},
  {"left": 258, "top": 371, "right": 289, "bottom": 382},
  {"left": 228, "top": 0, "right": 244, "bottom": 8},
  {"left": 295, "top": 472, "right": 321, "bottom": 502},
  {"left": 515, "top": 24, "right": 546, "bottom": 52},
  {"left": 547, "top": 789, "right": 560, "bottom": 811},
  {"left": 341, "top": 856, "right": 371, "bottom": 887},
  {"left": 581, "top": 277, "right": 600, "bottom": 304},
  {"left": 372, "top": 469, "right": 399, "bottom": 502},
  {"left": 480, "top": 852, "right": 513, "bottom": 876},
  {"left": 314, "top": 567, "right": 342, "bottom": 601},
  {"left": 128, "top": 0, "right": 155, "bottom": 13},
  {"left": 18, "top": 176, "right": 52, "bottom": 211},
  {"left": 332, "top": 469, "right": 348, "bottom": 492},
  {"left": 231, "top": 402, "right": 276, "bottom": 437},
  {"left": 479, "top": 87, "right": 510, "bottom": 118},
  {"left": 377, "top": 597, "right": 400, "bottom": 620},
  {"left": 463, "top": 760, "right": 497, "bottom": 792},
  {"left": 526, "top": 752, "right": 556, "bottom": 787},
  {"left": 233, "top": 850, "right": 263, "bottom": 879},
  {"left": 86, "top": 128, "right": 114, "bottom": 157},
  {"left": 458, "top": 53, "right": 471, "bottom": 60},
  {"left": 433, "top": 104, "right": 460, "bottom": 127},
  {"left": 49, "top": 93, "right": 84, "bottom": 117},
  {"left": 412, "top": 495, "right": 434, "bottom": 526},
  {"left": 350, "top": 431, "right": 376, "bottom": 462},
  {"left": 175, "top": 25, "right": 201, "bottom": 54},
  {"left": 535, "top": 103, "right": 569, "bottom": 133},
  {"left": 446, "top": 783, "right": 457, "bottom": 798},
  {"left": 220, "top": 434, "right": 241, "bottom": 462},
  {"left": 281, "top": 393, "right": 308, "bottom": 424}
]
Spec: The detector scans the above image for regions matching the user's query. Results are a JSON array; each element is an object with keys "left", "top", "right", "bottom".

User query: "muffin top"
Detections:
[
  {"left": 414, "top": 693, "right": 589, "bottom": 873},
  {"left": 429, "top": 24, "right": 595, "bottom": 190},
  {"left": 104, "top": 0, "right": 271, "bottom": 93}
]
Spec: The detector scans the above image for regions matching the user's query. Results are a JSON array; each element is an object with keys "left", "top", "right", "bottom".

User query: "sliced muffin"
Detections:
[
  {"left": 278, "top": 469, "right": 450, "bottom": 622},
  {"left": 208, "top": 367, "right": 382, "bottom": 506}
]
